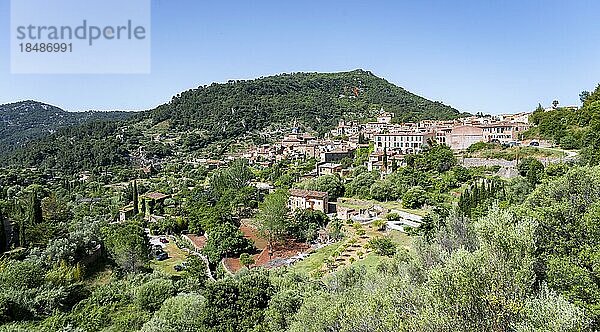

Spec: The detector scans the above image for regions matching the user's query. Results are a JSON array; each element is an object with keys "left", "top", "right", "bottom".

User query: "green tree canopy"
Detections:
[
  {"left": 255, "top": 190, "right": 290, "bottom": 247},
  {"left": 102, "top": 221, "right": 150, "bottom": 273}
]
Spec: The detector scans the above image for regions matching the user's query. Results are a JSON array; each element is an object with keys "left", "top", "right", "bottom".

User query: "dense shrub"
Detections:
[{"left": 134, "top": 279, "right": 176, "bottom": 312}]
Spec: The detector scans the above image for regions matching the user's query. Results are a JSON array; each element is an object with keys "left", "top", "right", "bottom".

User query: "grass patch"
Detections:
[
  {"left": 85, "top": 269, "right": 114, "bottom": 287},
  {"left": 337, "top": 197, "right": 428, "bottom": 217},
  {"left": 147, "top": 119, "right": 171, "bottom": 134},
  {"left": 291, "top": 241, "right": 345, "bottom": 276},
  {"left": 336, "top": 198, "right": 374, "bottom": 210},
  {"left": 378, "top": 201, "right": 429, "bottom": 216},
  {"left": 388, "top": 230, "right": 414, "bottom": 250},
  {"left": 349, "top": 231, "right": 414, "bottom": 273},
  {"left": 150, "top": 242, "right": 189, "bottom": 276},
  {"left": 351, "top": 252, "right": 392, "bottom": 272},
  {"left": 291, "top": 223, "right": 417, "bottom": 278}
]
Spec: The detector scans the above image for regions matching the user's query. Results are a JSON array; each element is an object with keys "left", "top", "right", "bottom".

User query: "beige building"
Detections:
[
  {"left": 498, "top": 112, "right": 530, "bottom": 123},
  {"left": 481, "top": 123, "right": 529, "bottom": 144},
  {"left": 289, "top": 189, "right": 329, "bottom": 214},
  {"left": 332, "top": 120, "right": 361, "bottom": 136},
  {"left": 317, "top": 163, "right": 342, "bottom": 176},
  {"left": 434, "top": 127, "right": 452, "bottom": 145},
  {"left": 448, "top": 125, "right": 485, "bottom": 150},
  {"left": 282, "top": 133, "right": 316, "bottom": 147}
]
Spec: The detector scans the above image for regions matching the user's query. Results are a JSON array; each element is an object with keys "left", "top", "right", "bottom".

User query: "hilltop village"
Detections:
[
  {"left": 241, "top": 110, "right": 532, "bottom": 174},
  {"left": 112, "top": 109, "right": 557, "bottom": 276},
  {"left": 1, "top": 0, "right": 599, "bottom": 327},
  {"left": 1, "top": 86, "right": 598, "bottom": 331}
]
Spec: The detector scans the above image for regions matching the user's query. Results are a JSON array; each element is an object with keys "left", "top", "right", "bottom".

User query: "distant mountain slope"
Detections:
[
  {"left": 0, "top": 100, "right": 134, "bottom": 152},
  {"left": 4, "top": 70, "right": 465, "bottom": 173}
]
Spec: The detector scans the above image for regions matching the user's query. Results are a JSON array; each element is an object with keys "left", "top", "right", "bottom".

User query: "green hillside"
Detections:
[
  {"left": 148, "top": 69, "right": 462, "bottom": 136},
  {"left": 524, "top": 84, "right": 600, "bottom": 163},
  {"left": 3, "top": 70, "right": 463, "bottom": 173}
]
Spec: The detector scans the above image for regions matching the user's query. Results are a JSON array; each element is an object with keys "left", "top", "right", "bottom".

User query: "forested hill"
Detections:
[
  {"left": 0, "top": 100, "right": 133, "bottom": 152},
  {"left": 148, "top": 69, "right": 462, "bottom": 135},
  {"left": 3, "top": 70, "right": 463, "bottom": 173}
]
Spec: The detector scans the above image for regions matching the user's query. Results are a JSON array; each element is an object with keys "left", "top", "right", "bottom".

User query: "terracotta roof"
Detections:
[
  {"left": 289, "top": 189, "right": 328, "bottom": 199},
  {"left": 223, "top": 257, "right": 243, "bottom": 273},
  {"left": 187, "top": 234, "right": 207, "bottom": 249},
  {"left": 144, "top": 192, "right": 168, "bottom": 200}
]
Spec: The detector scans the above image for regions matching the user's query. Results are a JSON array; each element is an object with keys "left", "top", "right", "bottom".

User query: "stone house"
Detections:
[{"left": 288, "top": 189, "right": 329, "bottom": 214}]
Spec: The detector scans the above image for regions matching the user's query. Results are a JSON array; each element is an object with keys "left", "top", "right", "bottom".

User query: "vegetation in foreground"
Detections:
[{"left": 1, "top": 82, "right": 600, "bottom": 331}]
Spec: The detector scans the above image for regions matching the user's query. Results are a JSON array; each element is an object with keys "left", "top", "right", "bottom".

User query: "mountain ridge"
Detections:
[{"left": 0, "top": 100, "right": 134, "bottom": 153}]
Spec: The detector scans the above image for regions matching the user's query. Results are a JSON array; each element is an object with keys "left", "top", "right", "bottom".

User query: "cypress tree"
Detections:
[
  {"left": 0, "top": 209, "right": 5, "bottom": 254},
  {"left": 30, "top": 189, "right": 43, "bottom": 225},
  {"left": 19, "top": 212, "right": 26, "bottom": 247},
  {"left": 391, "top": 158, "right": 398, "bottom": 172},
  {"left": 460, "top": 188, "right": 471, "bottom": 216},
  {"left": 133, "top": 180, "right": 139, "bottom": 215},
  {"left": 382, "top": 147, "right": 388, "bottom": 172}
]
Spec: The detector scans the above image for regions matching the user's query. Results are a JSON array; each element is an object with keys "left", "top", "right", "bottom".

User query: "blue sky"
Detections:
[{"left": 1, "top": 0, "right": 599, "bottom": 114}]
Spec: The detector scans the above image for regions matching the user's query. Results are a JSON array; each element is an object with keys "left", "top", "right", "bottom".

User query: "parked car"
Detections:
[
  {"left": 529, "top": 140, "right": 540, "bottom": 146},
  {"left": 159, "top": 237, "right": 169, "bottom": 244},
  {"left": 156, "top": 252, "right": 168, "bottom": 261}
]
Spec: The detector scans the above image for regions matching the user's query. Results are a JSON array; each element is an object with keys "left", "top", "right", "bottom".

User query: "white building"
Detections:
[
  {"left": 374, "top": 132, "right": 434, "bottom": 154},
  {"left": 377, "top": 111, "right": 395, "bottom": 124}
]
